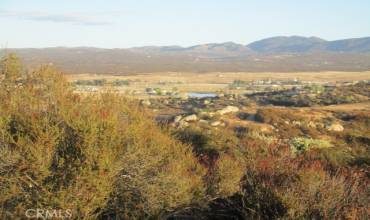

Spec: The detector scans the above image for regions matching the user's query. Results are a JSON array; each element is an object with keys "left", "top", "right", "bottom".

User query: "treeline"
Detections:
[{"left": 74, "top": 79, "right": 131, "bottom": 86}]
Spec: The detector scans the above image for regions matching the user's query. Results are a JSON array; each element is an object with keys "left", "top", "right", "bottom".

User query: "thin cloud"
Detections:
[{"left": 0, "top": 10, "right": 113, "bottom": 26}]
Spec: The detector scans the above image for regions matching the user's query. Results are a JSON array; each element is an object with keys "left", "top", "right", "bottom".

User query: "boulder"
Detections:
[
  {"left": 183, "top": 114, "right": 198, "bottom": 122},
  {"left": 217, "top": 106, "right": 239, "bottom": 115},
  {"left": 211, "top": 121, "right": 222, "bottom": 127},
  {"left": 326, "top": 123, "right": 344, "bottom": 132},
  {"left": 199, "top": 120, "right": 209, "bottom": 125},
  {"left": 208, "top": 112, "right": 216, "bottom": 117},
  {"left": 178, "top": 120, "right": 189, "bottom": 128},
  {"left": 174, "top": 115, "right": 183, "bottom": 123}
]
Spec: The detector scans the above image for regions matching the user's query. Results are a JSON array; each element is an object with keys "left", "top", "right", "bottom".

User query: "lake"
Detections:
[{"left": 187, "top": 92, "right": 218, "bottom": 98}]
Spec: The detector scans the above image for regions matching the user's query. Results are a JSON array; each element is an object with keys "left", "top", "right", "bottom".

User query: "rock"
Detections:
[
  {"left": 174, "top": 115, "right": 183, "bottom": 123},
  {"left": 183, "top": 114, "right": 198, "bottom": 122},
  {"left": 326, "top": 123, "right": 344, "bottom": 132},
  {"left": 140, "top": 99, "right": 151, "bottom": 106},
  {"left": 211, "top": 121, "right": 222, "bottom": 127},
  {"left": 178, "top": 120, "right": 189, "bottom": 128},
  {"left": 208, "top": 112, "right": 216, "bottom": 117},
  {"left": 199, "top": 120, "right": 208, "bottom": 125},
  {"left": 217, "top": 106, "right": 239, "bottom": 115}
]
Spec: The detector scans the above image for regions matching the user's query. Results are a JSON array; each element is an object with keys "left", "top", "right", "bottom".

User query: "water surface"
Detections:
[{"left": 187, "top": 92, "right": 217, "bottom": 98}]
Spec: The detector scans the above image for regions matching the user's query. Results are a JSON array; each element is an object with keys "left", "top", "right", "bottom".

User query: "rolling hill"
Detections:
[
  {"left": 1, "top": 36, "right": 370, "bottom": 74},
  {"left": 248, "top": 36, "right": 370, "bottom": 53}
]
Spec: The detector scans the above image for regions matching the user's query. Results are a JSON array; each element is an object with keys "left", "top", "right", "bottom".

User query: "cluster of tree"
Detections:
[
  {"left": 249, "top": 84, "right": 369, "bottom": 107},
  {"left": 74, "top": 79, "right": 131, "bottom": 87},
  {"left": 74, "top": 79, "right": 107, "bottom": 86}
]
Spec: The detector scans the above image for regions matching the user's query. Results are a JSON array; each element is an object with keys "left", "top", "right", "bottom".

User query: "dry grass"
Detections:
[
  {"left": 66, "top": 71, "right": 370, "bottom": 96},
  {"left": 67, "top": 71, "right": 370, "bottom": 84}
]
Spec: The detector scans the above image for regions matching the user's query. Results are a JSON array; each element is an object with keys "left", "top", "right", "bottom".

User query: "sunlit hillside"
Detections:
[{"left": 1, "top": 54, "right": 368, "bottom": 219}]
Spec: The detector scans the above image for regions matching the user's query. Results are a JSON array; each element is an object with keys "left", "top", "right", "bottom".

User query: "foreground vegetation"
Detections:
[{"left": 0, "top": 54, "right": 369, "bottom": 219}]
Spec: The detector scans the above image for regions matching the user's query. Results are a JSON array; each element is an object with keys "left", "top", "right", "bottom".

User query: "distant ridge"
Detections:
[
  {"left": 1, "top": 36, "right": 370, "bottom": 74},
  {"left": 247, "top": 36, "right": 370, "bottom": 53},
  {"left": 247, "top": 36, "right": 327, "bottom": 53},
  {"left": 326, "top": 37, "right": 370, "bottom": 53}
]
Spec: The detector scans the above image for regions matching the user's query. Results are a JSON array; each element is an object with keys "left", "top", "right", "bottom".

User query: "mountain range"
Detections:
[{"left": 2, "top": 36, "right": 370, "bottom": 74}]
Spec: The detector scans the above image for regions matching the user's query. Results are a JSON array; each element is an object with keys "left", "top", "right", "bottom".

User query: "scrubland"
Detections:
[{"left": 0, "top": 54, "right": 369, "bottom": 219}]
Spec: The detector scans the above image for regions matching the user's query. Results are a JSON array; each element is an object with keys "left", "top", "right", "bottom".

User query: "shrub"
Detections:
[
  {"left": 175, "top": 127, "right": 246, "bottom": 197},
  {"left": 111, "top": 79, "right": 130, "bottom": 86},
  {"left": 290, "top": 137, "right": 333, "bottom": 155},
  {"left": 74, "top": 79, "right": 107, "bottom": 86},
  {"left": 0, "top": 54, "right": 206, "bottom": 219},
  {"left": 153, "top": 88, "right": 163, "bottom": 95},
  {"left": 0, "top": 53, "right": 23, "bottom": 80}
]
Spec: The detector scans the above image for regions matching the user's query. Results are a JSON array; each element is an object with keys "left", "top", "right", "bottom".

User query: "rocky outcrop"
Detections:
[
  {"left": 211, "top": 121, "right": 222, "bottom": 127},
  {"left": 326, "top": 123, "right": 344, "bottom": 132},
  {"left": 217, "top": 106, "right": 239, "bottom": 115},
  {"left": 183, "top": 114, "right": 198, "bottom": 122}
]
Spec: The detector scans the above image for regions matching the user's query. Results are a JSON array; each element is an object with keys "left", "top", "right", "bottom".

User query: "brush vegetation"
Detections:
[{"left": 0, "top": 54, "right": 369, "bottom": 219}]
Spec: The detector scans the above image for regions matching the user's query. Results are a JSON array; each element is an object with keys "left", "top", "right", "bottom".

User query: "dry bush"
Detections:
[
  {"left": 0, "top": 54, "right": 206, "bottom": 219},
  {"left": 175, "top": 127, "right": 246, "bottom": 198},
  {"left": 239, "top": 131, "right": 369, "bottom": 219},
  {"left": 255, "top": 108, "right": 323, "bottom": 138},
  {"left": 1, "top": 54, "right": 368, "bottom": 219}
]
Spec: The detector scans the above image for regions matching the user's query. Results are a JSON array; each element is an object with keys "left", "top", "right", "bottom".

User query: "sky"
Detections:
[{"left": 1, "top": 0, "right": 370, "bottom": 48}]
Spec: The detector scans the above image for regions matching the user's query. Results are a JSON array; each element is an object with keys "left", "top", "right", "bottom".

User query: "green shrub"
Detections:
[
  {"left": 290, "top": 137, "right": 333, "bottom": 155},
  {"left": 111, "top": 79, "right": 130, "bottom": 86}
]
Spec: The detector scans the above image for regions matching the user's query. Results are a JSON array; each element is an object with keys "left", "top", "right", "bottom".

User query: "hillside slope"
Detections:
[{"left": 2, "top": 36, "right": 370, "bottom": 74}]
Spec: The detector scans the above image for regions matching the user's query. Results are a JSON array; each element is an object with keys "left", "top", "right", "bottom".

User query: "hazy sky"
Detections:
[{"left": 1, "top": 0, "right": 370, "bottom": 48}]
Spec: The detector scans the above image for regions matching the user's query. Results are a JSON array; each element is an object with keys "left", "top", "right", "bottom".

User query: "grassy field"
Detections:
[{"left": 67, "top": 71, "right": 370, "bottom": 94}]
